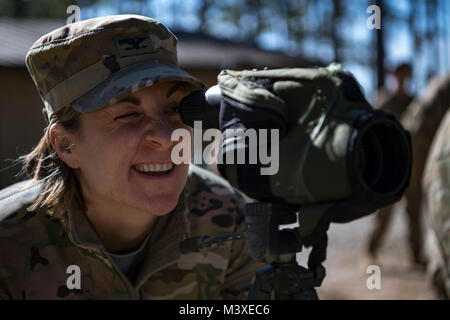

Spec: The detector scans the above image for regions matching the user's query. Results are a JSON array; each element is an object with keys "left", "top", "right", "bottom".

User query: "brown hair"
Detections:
[{"left": 20, "top": 107, "right": 84, "bottom": 217}]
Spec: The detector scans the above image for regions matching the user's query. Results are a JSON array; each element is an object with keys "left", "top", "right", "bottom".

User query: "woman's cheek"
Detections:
[{"left": 108, "top": 126, "right": 141, "bottom": 153}]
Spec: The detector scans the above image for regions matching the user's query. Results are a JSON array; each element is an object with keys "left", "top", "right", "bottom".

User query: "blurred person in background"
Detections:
[
  {"left": 372, "top": 63, "right": 414, "bottom": 119},
  {"left": 365, "top": 63, "right": 426, "bottom": 266}
]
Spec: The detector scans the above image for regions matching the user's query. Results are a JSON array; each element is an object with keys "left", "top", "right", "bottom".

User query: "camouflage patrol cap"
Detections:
[{"left": 25, "top": 14, "right": 206, "bottom": 121}]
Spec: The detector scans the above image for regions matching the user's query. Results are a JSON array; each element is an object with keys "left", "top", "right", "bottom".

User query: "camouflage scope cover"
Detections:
[{"left": 216, "top": 64, "right": 411, "bottom": 223}]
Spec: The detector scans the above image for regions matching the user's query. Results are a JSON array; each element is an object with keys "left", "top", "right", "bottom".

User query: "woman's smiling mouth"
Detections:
[{"left": 133, "top": 162, "right": 175, "bottom": 176}]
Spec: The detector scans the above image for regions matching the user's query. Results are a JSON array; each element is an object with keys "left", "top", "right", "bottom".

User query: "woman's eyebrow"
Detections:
[
  {"left": 113, "top": 84, "right": 185, "bottom": 108},
  {"left": 117, "top": 96, "right": 141, "bottom": 105},
  {"left": 166, "top": 83, "right": 187, "bottom": 98}
]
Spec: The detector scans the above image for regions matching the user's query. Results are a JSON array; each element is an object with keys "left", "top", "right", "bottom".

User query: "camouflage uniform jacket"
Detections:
[
  {"left": 423, "top": 109, "right": 450, "bottom": 298},
  {"left": 0, "top": 165, "right": 263, "bottom": 299},
  {"left": 401, "top": 75, "right": 450, "bottom": 156}
]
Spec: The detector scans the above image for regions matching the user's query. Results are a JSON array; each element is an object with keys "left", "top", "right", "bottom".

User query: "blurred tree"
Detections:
[
  {"left": 0, "top": 0, "right": 103, "bottom": 18},
  {"left": 331, "top": 0, "right": 343, "bottom": 62},
  {"left": 198, "top": 0, "right": 211, "bottom": 33},
  {"left": 425, "top": 0, "right": 438, "bottom": 77},
  {"left": 1, "top": 0, "right": 448, "bottom": 96},
  {"left": 440, "top": 0, "right": 449, "bottom": 71},
  {"left": 376, "top": 0, "right": 385, "bottom": 88},
  {"left": 12, "top": 0, "right": 26, "bottom": 17}
]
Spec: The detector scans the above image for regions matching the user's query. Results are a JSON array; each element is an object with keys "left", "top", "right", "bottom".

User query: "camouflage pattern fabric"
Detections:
[
  {"left": 25, "top": 14, "right": 205, "bottom": 121},
  {"left": 0, "top": 165, "right": 264, "bottom": 299},
  {"left": 423, "top": 109, "right": 450, "bottom": 299}
]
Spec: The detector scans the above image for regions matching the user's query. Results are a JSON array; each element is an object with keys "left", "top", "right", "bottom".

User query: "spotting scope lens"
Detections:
[{"left": 351, "top": 115, "right": 412, "bottom": 198}]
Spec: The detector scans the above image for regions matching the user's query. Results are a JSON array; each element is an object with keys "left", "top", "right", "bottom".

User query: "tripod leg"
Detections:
[
  {"left": 248, "top": 263, "right": 320, "bottom": 300},
  {"left": 274, "top": 263, "right": 319, "bottom": 300}
]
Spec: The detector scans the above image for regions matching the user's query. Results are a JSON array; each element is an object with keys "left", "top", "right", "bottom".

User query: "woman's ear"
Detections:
[{"left": 49, "top": 123, "right": 80, "bottom": 169}]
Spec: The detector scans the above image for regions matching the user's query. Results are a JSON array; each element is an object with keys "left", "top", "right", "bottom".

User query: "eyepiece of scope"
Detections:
[{"left": 179, "top": 85, "right": 222, "bottom": 129}]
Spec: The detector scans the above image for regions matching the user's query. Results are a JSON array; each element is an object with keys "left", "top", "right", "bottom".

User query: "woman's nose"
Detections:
[{"left": 143, "top": 116, "right": 176, "bottom": 149}]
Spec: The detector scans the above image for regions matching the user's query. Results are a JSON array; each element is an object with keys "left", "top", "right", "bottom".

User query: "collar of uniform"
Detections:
[
  {"left": 65, "top": 198, "right": 104, "bottom": 251},
  {"left": 134, "top": 180, "right": 191, "bottom": 288}
]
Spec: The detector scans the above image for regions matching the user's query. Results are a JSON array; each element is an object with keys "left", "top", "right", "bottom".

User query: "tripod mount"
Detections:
[{"left": 179, "top": 201, "right": 330, "bottom": 300}]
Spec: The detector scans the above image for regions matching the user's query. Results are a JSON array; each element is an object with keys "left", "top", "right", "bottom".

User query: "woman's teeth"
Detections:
[{"left": 135, "top": 163, "right": 173, "bottom": 173}]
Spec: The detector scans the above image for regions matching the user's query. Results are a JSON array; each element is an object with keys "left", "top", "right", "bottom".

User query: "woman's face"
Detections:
[{"left": 68, "top": 81, "right": 192, "bottom": 216}]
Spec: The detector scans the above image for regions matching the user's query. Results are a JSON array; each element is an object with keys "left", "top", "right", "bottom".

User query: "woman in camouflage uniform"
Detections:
[{"left": 0, "top": 15, "right": 262, "bottom": 299}]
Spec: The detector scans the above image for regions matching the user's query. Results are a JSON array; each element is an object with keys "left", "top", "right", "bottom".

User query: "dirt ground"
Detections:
[{"left": 294, "top": 200, "right": 438, "bottom": 300}]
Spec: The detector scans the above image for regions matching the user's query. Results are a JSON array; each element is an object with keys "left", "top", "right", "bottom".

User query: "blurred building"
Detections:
[{"left": 0, "top": 17, "right": 323, "bottom": 188}]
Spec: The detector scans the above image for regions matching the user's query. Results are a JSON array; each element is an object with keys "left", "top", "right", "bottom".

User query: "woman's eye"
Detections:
[
  {"left": 114, "top": 112, "right": 141, "bottom": 121},
  {"left": 165, "top": 105, "right": 180, "bottom": 114}
]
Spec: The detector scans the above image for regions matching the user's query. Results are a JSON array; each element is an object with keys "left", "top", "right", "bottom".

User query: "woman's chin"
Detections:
[{"left": 134, "top": 195, "right": 181, "bottom": 216}]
